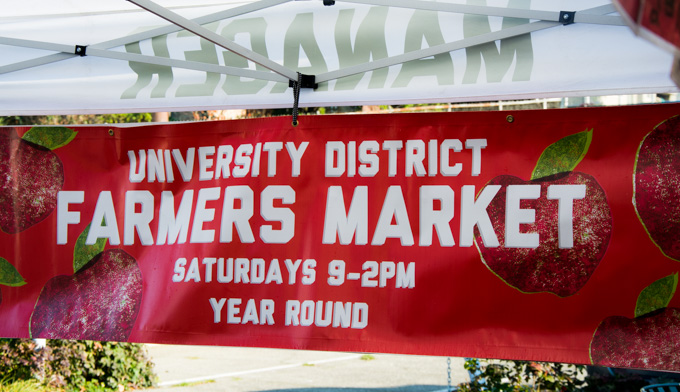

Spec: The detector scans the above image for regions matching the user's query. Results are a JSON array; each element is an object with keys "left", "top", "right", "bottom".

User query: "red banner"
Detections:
[
  {"left": 615, "top": 0, "right": 680, "bottom": 51},
  {"left": 2, "top": 104, "right": 680, "bottom": 372}
]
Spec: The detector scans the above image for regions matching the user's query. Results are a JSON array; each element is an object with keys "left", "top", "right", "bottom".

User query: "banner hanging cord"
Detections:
[
  {"left": 292, "top": 72, "right": 302, "bottom": 127},
  {"left": 447, "top": 357, "right": 452, "bottom": 392}
]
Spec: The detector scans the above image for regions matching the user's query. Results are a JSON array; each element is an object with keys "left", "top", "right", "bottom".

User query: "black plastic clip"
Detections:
[
  {"left": 288, "top": 73, "right": 317, "bottom": 89},
  {"left": 559, "top": 11, "right": 576, "bottom": 25},
  {"left": 75, "top": 45, "right": 88, "bottom": 57},
  {"left": 323, "top": 0, "right": 335, "bottom": 5}
]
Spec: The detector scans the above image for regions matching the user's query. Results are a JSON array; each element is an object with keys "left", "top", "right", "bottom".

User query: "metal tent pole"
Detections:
[
  {"left": 315, "top": 4, "right": 621, "bottom": 84},
  {"left": 339, "top": 0, "right": 623, "bottom": 26},
  {"left": 0, "top": 36, "right": 288, "bottom": 83},
  {"left": 126, "top": 0, "right": 298, "bottom": 81},
  {"left": 0, "top": 0, "right": 292, "bottom": 75}
]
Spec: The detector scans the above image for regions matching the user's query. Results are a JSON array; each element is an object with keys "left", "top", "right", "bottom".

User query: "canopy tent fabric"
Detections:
[{"left": 0, "top": 0, "right": 678, "bottom": 114}]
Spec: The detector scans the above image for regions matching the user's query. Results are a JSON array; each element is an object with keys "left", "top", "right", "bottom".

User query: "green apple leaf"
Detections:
[
  {"left": 635, "top": 273, "right": 678, "bottom": 317},
  {"left": 22, "top": 127, "right": 77, "bottom": 150},
  {"left": 531, "top": 129, "right": 593, "bottom": 180},
  {"left": 74, "top": 223, "right": 107, "bottom": 273},
  {"left": 0, "top": 257, "right": 26, "bottom": 287}
]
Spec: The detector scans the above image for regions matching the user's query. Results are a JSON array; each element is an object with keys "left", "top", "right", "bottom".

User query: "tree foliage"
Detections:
[{"left": 0, "top": 113, "right": 153, "bottom": 126}]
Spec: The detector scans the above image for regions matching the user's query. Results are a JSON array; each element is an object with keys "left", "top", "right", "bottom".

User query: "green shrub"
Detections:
[
  {"left": 456, "top": 358, "right": 680, "bottom": 391},
  {"left": 0, "top": 340, "right": 45, "bottom": 383},
  {"left": 457, "top": 358, "right": 587, "bottom": 392},
  {"left": 0, "top": 339, "right": 156, "bottom": 391}
]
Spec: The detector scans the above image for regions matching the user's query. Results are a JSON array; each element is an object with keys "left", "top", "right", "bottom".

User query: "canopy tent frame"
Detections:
[
  {"left": 316, "top": 3, "right": 619, "bottom": 83},
  {"left": 0, "top": 0, "right": 292, "bottom": 76},
  {"left": 0, "top": 0, "right": 634, "bottom": 117},
  {"left": 0, "top": 36, "right": 290, "bottom": 83},
  {"left": 0, "top": 0, "right": 624, "bottom": 87}
]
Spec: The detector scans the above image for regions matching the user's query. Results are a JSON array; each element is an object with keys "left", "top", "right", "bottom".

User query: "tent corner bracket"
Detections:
[
  {"left": 75, "top": 45, "right": 87, "bottom": 56},
  {"left": 559, "top": 11, "right": 576, "bottom": 25},
  {"left": 289, "top": 73, "right": 318, "bottom": 90}
]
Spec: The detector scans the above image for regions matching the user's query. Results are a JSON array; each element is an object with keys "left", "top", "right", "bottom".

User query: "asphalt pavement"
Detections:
[{"left": 145, "top": 345, "right": 471, "bottom": 392}]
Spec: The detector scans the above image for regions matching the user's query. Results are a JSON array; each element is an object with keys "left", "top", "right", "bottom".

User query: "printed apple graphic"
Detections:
[
  {"left": 0, "top": 256, "right": 26, "bottom": 305},
  {"left": 634, "top": 115, "right": 680, "bottom": 261},
  {"left": 30, "top": 225, "right": 142, "bottom": 341},
  {"left": 474, "top": 130, "right": 613, "bottom": 297},
  {"left": 590, "top": 273, "right": 680, "bottom": 371},
  {"left": 0, "top": 126, "right": 76, "bottom": 233}
]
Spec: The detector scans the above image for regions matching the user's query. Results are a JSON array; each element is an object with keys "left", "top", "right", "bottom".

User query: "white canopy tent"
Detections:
[{"left": 0, "top": 0, "right": 677, "bottom": 114}]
